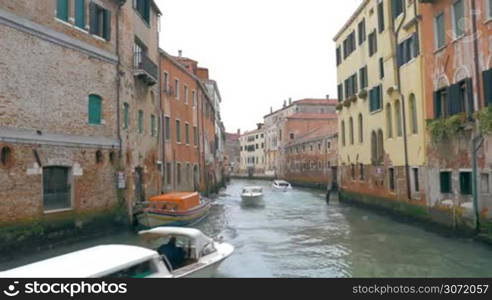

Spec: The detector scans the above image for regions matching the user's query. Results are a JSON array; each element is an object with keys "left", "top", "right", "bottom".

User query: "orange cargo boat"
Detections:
[{"left": 136, "top": 192, "right": 211, "bottom": 228}]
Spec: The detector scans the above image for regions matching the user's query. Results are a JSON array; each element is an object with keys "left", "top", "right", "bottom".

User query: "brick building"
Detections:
[
  {"left": 225, "top": 131, "right": 241, "bottom": 175},
  {"left": 0, "top": 0, "right": 163, "bottom": 249}
]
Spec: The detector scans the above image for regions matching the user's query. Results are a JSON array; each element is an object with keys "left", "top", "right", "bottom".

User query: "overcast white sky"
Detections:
[{"left": 156, "top": 0, "right": 361, "bottom": 133}]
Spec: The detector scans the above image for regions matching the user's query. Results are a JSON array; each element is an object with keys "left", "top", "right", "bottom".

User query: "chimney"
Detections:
[
  {"left": 289, "top": 98, "right": 292, "bottom": 105},
  {"left": 270, "top": 107, "right": 273, "bottom": 114},
  {"left": 326, "top": 94, "right": 330, "bottom": 99},
  {"left": 178, "top": 50, "right": 182, "bottom": 57},
  {"left": 257, "top": 123, "right": 263, "bottom": 130},
  {"left": 283, "top": 100, "right": 287, "bottom": 108},
  {"left": 237, "top": 129, "right": 241, "bottom": 135}
]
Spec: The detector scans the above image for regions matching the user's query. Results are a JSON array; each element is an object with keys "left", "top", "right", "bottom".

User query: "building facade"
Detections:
[
  {"left": 239, "top": 125, "right": 266, "bottom": 177},
  {"left": 335, "top": 0, "right": 427, "bottom": 212}
]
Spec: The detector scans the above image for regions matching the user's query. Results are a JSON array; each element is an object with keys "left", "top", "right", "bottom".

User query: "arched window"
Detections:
[
  {"left": 371, "top": 131, "right": 377, "bottom": 164},
  {"left": 1, "top": 146, "right": 12, "bottom": 166},
  {"left": 395, "top": 100, "right": 403, "bottom": 137},
  {"left": 96, "top": 150, "right": 103, "bottom": 164},
  {"left": 88, "top": 94, "right": 102, "bottom": 125},
  {"left": 386, "top": 103, "right": 393, "bottom": 138},
  {"left": 377, "top": 129, "right": 384, "bottom": 163},
  {"left": 349, "top": 117, "right": 354, "bottom": 145},
  {"left": 341, "top": 121, "right": 346, "bottom": 146},
  {"left": 358, "top": 114, "right": 363, "bottom": 143},
  {"left": 409, "top": 94, "right": 418, "bottom": 134}
]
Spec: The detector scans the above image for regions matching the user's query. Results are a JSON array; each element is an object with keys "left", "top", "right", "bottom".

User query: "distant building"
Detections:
[
  {"left": 239, "top": 124, "right": 266, "bottom": 177},
  {"left": 225, "top": 131, "right": 241, "bottom": 175}
]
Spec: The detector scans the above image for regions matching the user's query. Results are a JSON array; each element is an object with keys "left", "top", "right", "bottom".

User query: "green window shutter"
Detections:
[
  {"left": 57, "top": 0, "right": 69, "bottom": 21},
  {"left": 88, "top": 95, "right": 102, "bottom": 125},
  {"left": 123, "top": 104, "right": 129, "bottom": 129},
  {"left": 433, "top": 91, "right": 442, "bottom": 118},
  {"left": 144, "top": 0, "right": 150, "bottom": 23},
  {"left": 483, "top": 69, "right": 492, "bottom": 106},
  {"left": 466, "top": 78, "right": 474, "bottom": 117},
  {"left": 440, "top": 172, "right": 451, "bottom": 193},
  {"left": 75, "top": 0, "right": 86, "bottom": 29},
  {"left": 447, "top": 84, "right": 460, "bottom": 116},
  {"left": 103, "top": 9, "right": 111, "bottom": 40},
  {"left": 89, "top": 2, "right": 98, "bottom": 35},
  {"left": 138, "top": 111, "right": 144, "bottom": 133}
]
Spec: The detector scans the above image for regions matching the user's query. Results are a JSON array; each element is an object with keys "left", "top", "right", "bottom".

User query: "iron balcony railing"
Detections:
[{"left": 134, "top": 52, "right": 158, "bottom": 85}]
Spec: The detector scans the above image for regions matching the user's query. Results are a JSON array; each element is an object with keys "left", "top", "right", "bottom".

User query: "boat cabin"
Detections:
[
  {"left": 147, "top": 192, "right": 201, "bottom": 212},
  {"left": 242, "top": 187, "right": 263, "bottom": 194}
]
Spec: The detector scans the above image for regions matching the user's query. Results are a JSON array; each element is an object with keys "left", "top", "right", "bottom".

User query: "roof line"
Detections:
[{"left": 333, "top": 0, "right": 370, "bottom": 42}]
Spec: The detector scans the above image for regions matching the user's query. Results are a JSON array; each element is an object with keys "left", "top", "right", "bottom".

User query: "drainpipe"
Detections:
[
  {"left": 392, "top": 3, "right": 412, "bottom": 200},
  {"left": 116, "top": 4, "right": 123, "bottom": 156},
  {"left": 471, "top": 0, "right": 483, "bottom": 232}
]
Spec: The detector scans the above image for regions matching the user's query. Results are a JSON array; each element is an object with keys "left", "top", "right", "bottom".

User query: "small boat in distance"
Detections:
[
  {"left": 136, "top": 192, "right": 211, "bottom": 228},
  {"left": 240, "top": 186, "right": 264, "bottom": 206},
  {"left": 272, "top": 180, "right": 292, "bottom": 191},
  {"left": 0, "top": 227, "right": 234, "bottom": 278}
]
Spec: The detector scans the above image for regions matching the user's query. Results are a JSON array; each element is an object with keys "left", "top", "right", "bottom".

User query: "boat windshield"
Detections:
[{"left": 242, "top": 188, "right": 262, "bottom": 193}]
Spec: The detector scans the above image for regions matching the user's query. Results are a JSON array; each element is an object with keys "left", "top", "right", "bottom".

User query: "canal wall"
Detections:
[
  {"left": 339, "top": 190, "right": 492, "bottom": 245},
  {"left": 0, "top": 204, "right": 130, "bottom": 261}
]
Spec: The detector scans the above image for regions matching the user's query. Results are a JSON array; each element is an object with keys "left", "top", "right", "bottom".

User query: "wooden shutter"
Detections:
[
  {"left": 447, "top": 84, "right": 460, "bottom": 116},
  {"left": 465, "top": 78, "right": 474, "bottom": 117},
  {"left": 57, "top": 0, "right": 69, "bottom": 21},
  {"left": 433, "top": 91, "right": 442, "bottom": 118},
  {"left": 75, "top": 0, "right": 86, "bottom": 29},
  {"left": 103, "top": 9, "right": 111, "bottom": 40},
  {"left": 89, "top": 95, "right": 102, "bottom": 124},
  {"left": 144, "top": 0, "right": 150, "bottom": 23},
  {"left": 89, "top": 2, "right": 98, "bottom": 35},
  {"left": 483, "top": 69, "right": 492, "bottom": 107},
  {"left": 413, "top": 32, "right": 420, "bottom": 57}
]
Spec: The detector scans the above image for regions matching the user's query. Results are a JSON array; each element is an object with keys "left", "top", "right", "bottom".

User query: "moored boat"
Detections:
[
  {"left": 272, "top": 180, "right": 292, "bottom": 191},
  {"left": 136, "top": 192, "right": 211, "bottom": 228}
]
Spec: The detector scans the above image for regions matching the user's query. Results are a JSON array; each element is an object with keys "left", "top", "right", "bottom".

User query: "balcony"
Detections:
[{"left": 134, "top": 52, "right": 158, "bottom": 86}]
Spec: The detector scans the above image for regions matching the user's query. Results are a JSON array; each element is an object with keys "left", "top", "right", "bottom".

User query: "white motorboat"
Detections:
[
  {"left": 240, "top": 186, "right": 264, "bottom": 206},
  {"left": 272, "top": 180, "right": 292, "bottom": 191},
  {"left": 0, "top": 227, "right": 234, "bottom": 278}
]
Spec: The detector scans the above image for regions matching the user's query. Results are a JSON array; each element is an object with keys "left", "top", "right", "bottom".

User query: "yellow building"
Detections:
[
  {"left": 334, "top": 0, "right": 426, "bottom": 203},
  {"left": 239, "top": 124, "right": 266, "bottom": 177}
]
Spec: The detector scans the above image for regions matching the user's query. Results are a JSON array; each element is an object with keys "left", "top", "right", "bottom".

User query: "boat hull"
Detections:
[
  {"left": 137, "top": 202, "right": 211, "bottom": 228},
  {"left": 240, "top": 194, "right": 264, "bottom": 206}
]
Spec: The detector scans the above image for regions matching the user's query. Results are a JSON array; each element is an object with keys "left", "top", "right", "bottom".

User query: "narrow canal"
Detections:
[{"left": 2, "top": 179, "right": 492, "bottom": 277}]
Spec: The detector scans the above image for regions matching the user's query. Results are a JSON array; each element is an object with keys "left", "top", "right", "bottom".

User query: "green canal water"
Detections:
[{"left": 2, "top": 179, "right": 492, "bottom": 277}]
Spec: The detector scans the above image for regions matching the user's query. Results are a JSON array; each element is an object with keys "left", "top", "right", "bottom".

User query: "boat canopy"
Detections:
[
  {"left": 0, "top": 245, "right": 161, "bottom": 278},
  {"left": 149, "top": 192, "right": 200, "bottom": 211},
  {"left": 139, "top": 227, "right": 213, "bottom": 254},
  {"left": 242, "top": 186, "right": 263, "bottom": 193},
  {"left": 274, "top": 180, "right": 290, "bottom": 186}
]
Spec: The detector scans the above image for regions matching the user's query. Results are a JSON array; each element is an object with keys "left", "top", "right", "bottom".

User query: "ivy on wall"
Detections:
[
  {"left": 426, "top": 113, "right": 467, "bottom": 143},
  {"left": 475, "top": 107, "right": 492, "bottom": 135}
]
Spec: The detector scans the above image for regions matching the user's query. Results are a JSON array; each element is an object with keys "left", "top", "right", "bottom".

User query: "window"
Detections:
[
  {"left": 95, "top": 150, "right": 103, "bottom": 164},
  {"left": 435, "top": 12, "right": 445, "bottom": 49},
  {"left": 176, "top": 120, "right": 181, "bottom": 143},
  {"left": 377, "top": 1, "right": 385, "bottom": 33},
  {"left": 133, "top": 39, "right": 147, "bottom": 68},
  {"left": 290, "top": 133, "right": 295, "bottom": 140},
  {"left": 358, "top": 19, "right": 366, "bottom": 45},
  {"left": 369, "top": 31, "right": 377, "bottom": 56},
  {"left": 392, "top": 0, "right": 405, "bottom": 19},
  {"left": 165, "top": 117, "right": 171, "bottom": 140},
  {"left": 133, "top": 0, "right": 150, "bottom": 24},
  {"left": 436, "top": 78, "right": 474, "bottom": 117},
  {"left": 123, "top": 103, "right": 129, "bottom": 129},
  {"left": 151, "top": 115, "right": 156, "bottom": 137},
  {"left": 107, "top": 260, "right": 156, "bottom": 278},
  {"left": 75, "top": 0, "right": 86, "bottom": 29},
  {"left": 166, "top": 163, "right": 171, "bottom": 184},
  {"left": 177, "top": 163, "right": 181, "bottom": 185},
  {"left": 138, "top": 110, "right": 144, "bottom": 134},
  {"left": 358, "top": 114, "right": 364, "bottom": 143},
  {"left": 193, "top": 126, "right": 198, "bottom": 145},
  {"left": 338, "top": 84, "right": 344, "bottom": 102},
  {"left": 369, "top": 85, "right": 382, "bottom": 112},
  {"left": 349, "top": 117, "right": 354, "bottom": 145},
  {"left": 163, "top": 72, "right": 169, "bottom": 91},
  {"left": 395, "top": 100, "right": 403, "bottom": 137},
  {"left": 453, "top": 0, "right": 465, "bottom": 38},
  {"left": 175, "top": 79, "right": 179, "bottom": 99},
  {"left": 389, "top": 167, "right": 396, "bottom": 191},
  {"left": 360, "top": 164, "right": 365, "bottom": 181},
  {"left": 336, "top": 47, "right": 342, "bottom": 66},
  {"left": 192, "top": 90, "right": 196, "bottom": 107},
  {"left": 88, "top": 94, "right": 102, "bottom": 125},
  {"left": 57, "top": 0, "right": 69, "bottom": 22},
  {"left": 409, "top": 94, "right": 418, "bottom": 134},
  {"left": 487, "top": 0, "right": 492, "bottom": 20},
  {"left": 90, "top": 2, "right": 111, "bottom": 40},
  {"left": 433, "top": 88, "right": 448, "bottom": 118},
  {"left": 359, "top": 66, "right": 368, "bottom": 90},
  {"left": 377, "top": 130, "right": 384, "bottom": 163},
  {"left": 379, "top": 57, "right": 384, "bottom": 79},
  {"left": 341, "top": 121, "right": 346, "bottom": 147},
  {"left": 371, "top": 131, "right": 378, "bottom": 163},
  {"left": 440, "top": 171, "right": 452, "bottom": 193},
  {"left": 386, "top": 104, "right": 393, "bottom": 138},
  {"left": 184, "top": 85, "right": 189, "bottom": 104},
  {"left": 1, "top": 146, "right": 12, "bottom": 166},
  {"left": 460, "top": 172, "right": 472, "bottom": 195},
  {"left": 43, "top": 166, "right": 71, "bottom": 211},
  {"left": 397, "top": 34, "right": 419, "bottom": 67},
  {"left": 481, "top": 173, "right": 490, "bottom": 193},
  {"left": 484, "top": 69, "right": 492, "bottom": 106},
  {"left": 185, "top": 123, "right": 190, "bottom": 144},
  {"left": 343, "top": 31, "right": 356, "bottom": 58},
  {"left": 351, "top": 164, "right": 356, "bottom": 180},
  {"left": 413, "top": 168, "right": 420, "bottom": 193},
  {"left": 344, "top": 73, "right": 358, "bottom": 99}
]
